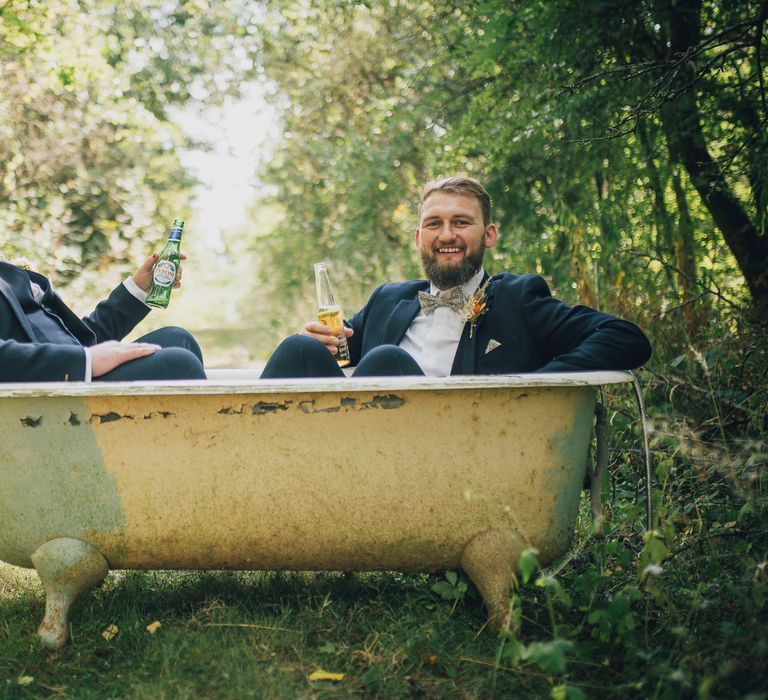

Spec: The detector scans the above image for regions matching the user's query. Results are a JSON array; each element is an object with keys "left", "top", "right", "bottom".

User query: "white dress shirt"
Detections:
[
  {"left": 398, "top": 268, "right": 485, "bottom": 377},
  {"left": 29, "top": 276, "right": 149, "bottom": 381}
]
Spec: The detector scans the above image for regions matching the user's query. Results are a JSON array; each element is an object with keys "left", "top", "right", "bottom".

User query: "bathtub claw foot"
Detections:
[
  {"left": 461, "top": 529, "right": 525, "bottom": 632},
  {"left": 30, "top": 538, "right": 109, "bottom": 649}
]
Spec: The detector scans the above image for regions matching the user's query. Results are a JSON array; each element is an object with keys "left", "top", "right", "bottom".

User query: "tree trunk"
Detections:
[
  {"left": 637, "top": 120, "right": 674, "bottom": 261},
  {"left": 662, "top": 0, "right": 768, "bottom": 313},
  {"left": 670, "top": 166, "right": 701, "bottom": 335}
]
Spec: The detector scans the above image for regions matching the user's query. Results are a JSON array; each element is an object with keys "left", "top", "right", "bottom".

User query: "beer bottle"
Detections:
[
  {"left": 314, "top": 261, "right": 351, "bottom": 367},
  {"left": 146, "top": 219, "right": 184, "bottom": 309}
]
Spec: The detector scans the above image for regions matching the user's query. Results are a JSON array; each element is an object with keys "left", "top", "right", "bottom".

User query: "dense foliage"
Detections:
[
  {"left": 1, "top": 1, "right": 766, "bottom": 697},
  {"left": 0, "top": 0, "right": 262, "bottom": 284},
  {"left": 257, "top": 0, "right": 768, "bottom": 324}
]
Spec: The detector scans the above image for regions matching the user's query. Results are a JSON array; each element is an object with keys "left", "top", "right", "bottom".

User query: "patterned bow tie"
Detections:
[{"left": 418, "top": 287, "right": 466, "bottom": 315}]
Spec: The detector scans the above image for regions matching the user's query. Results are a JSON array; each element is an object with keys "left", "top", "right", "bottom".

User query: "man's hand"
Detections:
[
  {"left": 299, "top": 322, "right": 354, "bottom": 356},
  {"left": 132, "top": 253, "right": 187, "bottom": 292},
  {"left": 90, "top": 340, "right": 161, "bottom": 378}
]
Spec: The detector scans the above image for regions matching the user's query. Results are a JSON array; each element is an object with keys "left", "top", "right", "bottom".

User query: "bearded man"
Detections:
[{"left": 261, "top": 176, "right": 651, "bottom": 378}]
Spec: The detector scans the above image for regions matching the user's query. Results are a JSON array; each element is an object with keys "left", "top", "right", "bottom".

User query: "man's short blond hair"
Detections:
[{"left": 419, "top": 176, "right": 493, "bottom": 228}]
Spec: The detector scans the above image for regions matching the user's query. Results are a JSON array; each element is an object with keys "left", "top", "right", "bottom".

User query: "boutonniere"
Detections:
[{"left": 460, "top": 279, "right": 491, "bottom": 338}]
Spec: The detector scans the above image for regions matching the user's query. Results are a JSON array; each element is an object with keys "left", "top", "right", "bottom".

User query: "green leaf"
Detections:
[
  {"left": 551, "top": 684, "right": 588, "bottom": 700},
  {"left": 522, "top": 639, "right": 574, "bottom": 675},
  {"left": 431, "top": 582, "right": 457, "bottom": 601},
  {"left": 518, "top": 548, "right": 540, "bottom": 585},
  {"left": 536, "top": 575, "right": 573, "bottom": 607},
  {"left": 669, "top": 353, "right": 686, "bottom": 367}
]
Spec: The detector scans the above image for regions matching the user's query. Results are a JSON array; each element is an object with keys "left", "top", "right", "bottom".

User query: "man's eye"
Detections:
[
  {"left": 424, "top": 221, "right": 441, "bottom": 228},
  {"left": 454, "top": 220, "right": 469, "bottom": 226}
]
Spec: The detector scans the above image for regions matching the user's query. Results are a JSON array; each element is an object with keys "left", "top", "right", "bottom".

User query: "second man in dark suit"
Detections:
[
  {"left": 1, "top": 253, "right": 205, "bottom": 383},
  {"left": 261, "top": 175, "right": 651, "bottom": 378}
]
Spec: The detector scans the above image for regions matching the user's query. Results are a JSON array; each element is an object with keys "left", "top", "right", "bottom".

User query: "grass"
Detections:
[
  {"left": 0, "top": 567, "right": 533, "bottom": 698},
  {"left": 2, "top": 480, "right": 766, "bottom": 699}
]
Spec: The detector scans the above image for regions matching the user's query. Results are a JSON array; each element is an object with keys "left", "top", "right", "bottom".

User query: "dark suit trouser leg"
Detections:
[
  {"left": 260, "top": 336, "right": 424, "bottom": 378},
  {"left": 260, "top": 335, "right": 345, "bottom": 378},
  {"left": 95, "top": 326, "right": 206, "bottom": 381},
  {"left": 351, "top": 345, "right": 424, "bottom": 377}
]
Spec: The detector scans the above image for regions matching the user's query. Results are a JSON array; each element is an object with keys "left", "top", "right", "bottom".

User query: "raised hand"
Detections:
[{"left": 132, "top": 253, "right": 187, "bottom": 292}]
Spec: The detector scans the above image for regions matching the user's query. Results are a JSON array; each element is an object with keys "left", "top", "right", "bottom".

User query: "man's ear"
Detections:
[
  {"left": 415, "top": 228, "right": 422, "bottom": 248},
  {"left": 484, "top": 223, "right": 498, "bottom": 248}
]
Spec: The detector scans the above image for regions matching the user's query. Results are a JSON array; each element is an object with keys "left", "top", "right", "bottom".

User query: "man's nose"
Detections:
[{"left": 438, "top": 222, "right": 455, "bottom": 239}]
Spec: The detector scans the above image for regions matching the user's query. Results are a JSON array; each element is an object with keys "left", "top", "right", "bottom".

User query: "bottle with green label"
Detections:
[{"left": 146, "top": 218, "right": 184, "bottom": 309}]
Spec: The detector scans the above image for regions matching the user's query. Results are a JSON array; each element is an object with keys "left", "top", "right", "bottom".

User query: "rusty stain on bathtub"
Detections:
[
  {"left": 20, "top": 415, "right": 42, "bottom": 427},
  {"left": 370, "top": 394, "right": 406, "bottom": 409},
  {"left": 298, "top": 394, "right": 406, "bottom": 414},
  {"left": 94, "top": 411, "right": 133, "bottom": 424},
  {"left": 252, "top": 401, "right": 292, "bottom": 415},
  {"left": 218, "top": 405, "right": 244, "bottom": 415},
  {"left": 298, "top": 400, "right": 341, "bottom": 414},
  {"left": 142, "top": 411, "right": 174, "bottom": 420}
]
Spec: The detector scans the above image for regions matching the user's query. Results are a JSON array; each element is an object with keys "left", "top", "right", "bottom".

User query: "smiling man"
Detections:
[{"left": 261, "top": 175, "right": 651, "bottom": 378}]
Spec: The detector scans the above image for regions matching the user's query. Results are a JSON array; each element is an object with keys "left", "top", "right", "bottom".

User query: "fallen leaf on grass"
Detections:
[
  {"left": 308, "top": 670, "right": 345, "bottom": 682},
  {"left": 17, "top": 676, "right": 34, "bottom": 686},
  {"left": 39, "top": 684, "right": 67, "bottom": 696},
  {"left": 146, "top": 621, "right": 161, "bottom": 634},
  {"left": 101, "top": 624, "right": 119, "bottom": 641}
]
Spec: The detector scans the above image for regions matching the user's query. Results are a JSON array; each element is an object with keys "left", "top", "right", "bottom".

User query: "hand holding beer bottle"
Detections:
[
  {"left": 313, "top": 262, "right": 351, "bottom": 367},
  {"left": 146, "top": 219, "right": 184, "bottom": 309}
]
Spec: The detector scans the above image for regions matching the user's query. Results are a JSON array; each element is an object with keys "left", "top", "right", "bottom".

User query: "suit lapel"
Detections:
[
  {"left": 0, "top": 264, "right": 95, "bottom": 345},
  {"left": 451, "top": 322, "right": 475, "bottom": 374},
  {"left": 0, "top": 266, "right": 42, "bottom": 341},
  {"left": 383, "top": 297, "right": 422, "bottom": 345},
  {"left": 451, "top": 273, "right": 495, "bottom": 375}
]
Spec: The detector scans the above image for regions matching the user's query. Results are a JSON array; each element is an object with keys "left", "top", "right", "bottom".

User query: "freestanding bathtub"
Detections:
[{"left": 0, "top": 370, "right": 632, "bottom": 648}]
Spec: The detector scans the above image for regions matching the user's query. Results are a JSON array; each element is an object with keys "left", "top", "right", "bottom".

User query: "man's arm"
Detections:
[
  {"left": 0, "top": 338, "right": 161, "bottom": 382},
  {"left": 80, "top": 253, "right": 186, "bottom": 343},
  {"left": 519, "top": 274, "right": 652, "bottom": 372},
  {"left": 0, "top": 338, "right": 88, "bottom": 382}
]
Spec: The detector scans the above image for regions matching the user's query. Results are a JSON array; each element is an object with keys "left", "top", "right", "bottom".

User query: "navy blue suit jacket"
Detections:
[
  {"left": 345, "top": 273, "right": 651, "bottom": 374},
  {"left": 0, "top": 262, "right": 150, "bottom": 382}
]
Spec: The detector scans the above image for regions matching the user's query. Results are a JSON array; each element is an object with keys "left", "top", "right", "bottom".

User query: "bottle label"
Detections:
[{"left": 153, "top": 260, "right": 177, "bottom": 287}]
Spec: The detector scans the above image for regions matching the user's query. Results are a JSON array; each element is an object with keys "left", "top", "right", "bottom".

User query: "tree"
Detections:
[
  {"left": 0, "top": 0, "right": 263, "bottom": 287},
  {"left": 255, "top": 0, "right": 767, "bottom": 330}
]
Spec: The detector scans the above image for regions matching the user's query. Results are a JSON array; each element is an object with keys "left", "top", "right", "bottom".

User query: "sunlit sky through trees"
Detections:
[{"left": 172, "top": 82, "right": 279, "bottom": 254}]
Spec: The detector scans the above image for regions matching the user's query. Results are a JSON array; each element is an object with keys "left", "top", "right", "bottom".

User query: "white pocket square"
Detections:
[{"left": 485, "top": 339, "right": 501, "bottom": 354}]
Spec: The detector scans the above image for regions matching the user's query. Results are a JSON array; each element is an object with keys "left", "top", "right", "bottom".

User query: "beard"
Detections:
[{"left": 420, "top": 244, "right": 486, "bottom": 290}]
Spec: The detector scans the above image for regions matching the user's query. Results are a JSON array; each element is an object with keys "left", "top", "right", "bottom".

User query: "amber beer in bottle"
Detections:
[
  {"left": 146, "top": 219, "right": 184, "bottom": 308},
  {"left": 314, "top": 261, "right": 351, "bottom": 367}
]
